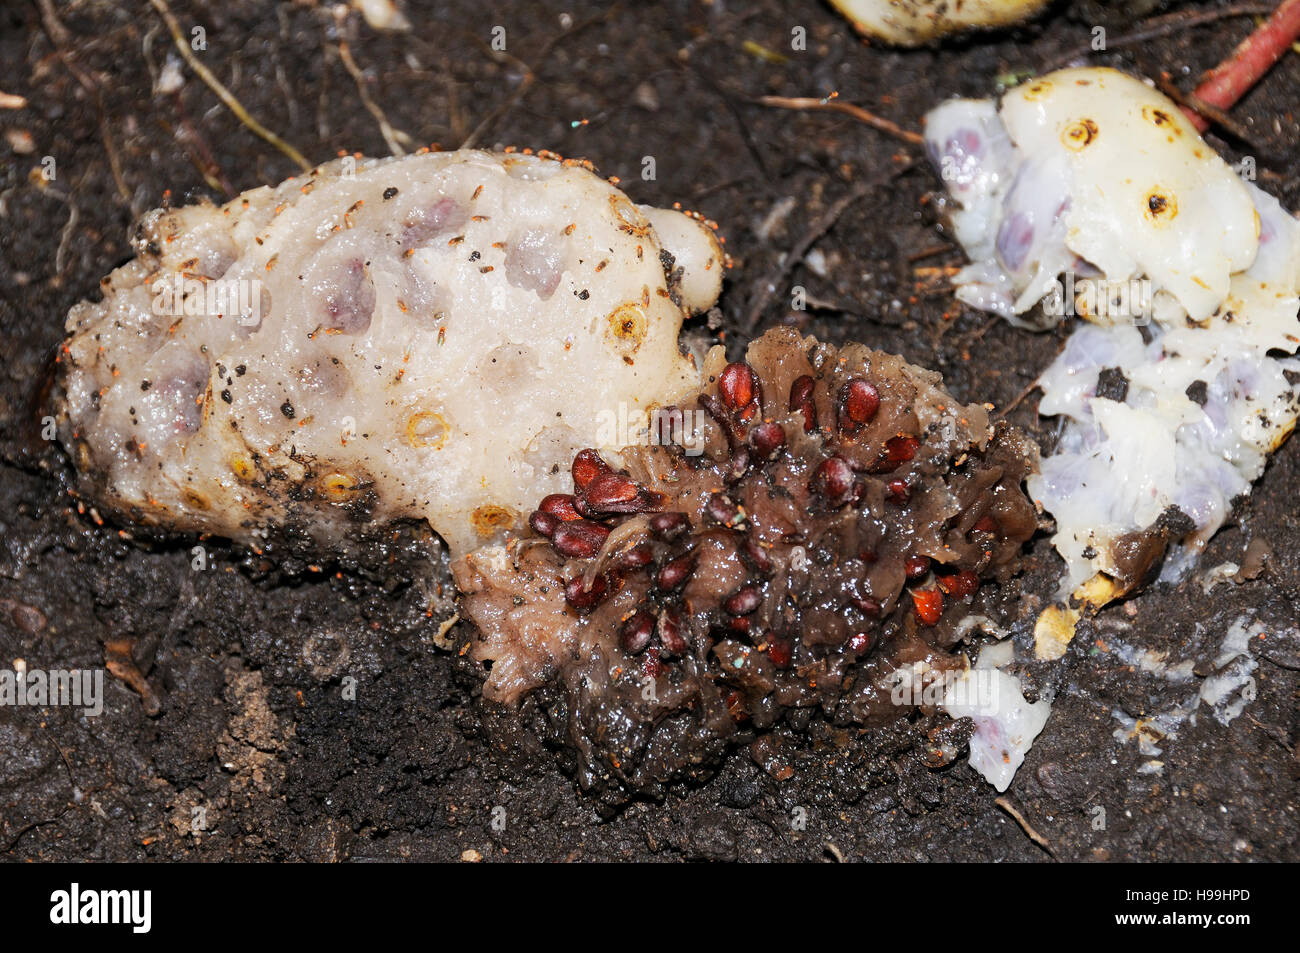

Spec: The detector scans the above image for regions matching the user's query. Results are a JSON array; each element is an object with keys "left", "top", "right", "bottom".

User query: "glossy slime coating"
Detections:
[{"left": 454, "top": 328, "right": 1038, "bottom": 794}]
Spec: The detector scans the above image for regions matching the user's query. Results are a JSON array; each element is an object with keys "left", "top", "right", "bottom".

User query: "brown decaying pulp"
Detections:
[{"left": 454, "top": 327, "right": 1039, "bottom": 794}]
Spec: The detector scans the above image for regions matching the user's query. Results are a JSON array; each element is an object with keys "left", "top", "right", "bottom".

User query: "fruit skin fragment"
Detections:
[{"left": 829, "top": 0, "right": 1050, "bottom": 46}]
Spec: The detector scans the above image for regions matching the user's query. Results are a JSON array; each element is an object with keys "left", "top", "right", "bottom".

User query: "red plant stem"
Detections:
[{"left": 1183, "top": 0, "right": 1300, "bottom": 131}]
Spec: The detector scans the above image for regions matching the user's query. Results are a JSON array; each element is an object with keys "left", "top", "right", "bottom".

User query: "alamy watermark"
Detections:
[
  {"left": 888, "top": 664, "right": 1000, "bottom": 714},
  {"left": 1042, "top": 271, "right": 1154, "bottom": 323},
  {"left": 1, "top": 663, "right": 104, "bottom": 716},
  {"left": 151, "top": 274, "right": 265, "bottom": 326},
  {"left": 596, "top": 403, "right": 706, "bottom": 456},
  {"left": 50, "top": 883, "right": 150, "bottom": 933}
]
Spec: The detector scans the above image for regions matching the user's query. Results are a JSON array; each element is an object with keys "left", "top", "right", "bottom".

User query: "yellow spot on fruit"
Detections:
[
  {"left": 229, "top": 453, "right": 256, "bottom": 482},
  {"left": 1144, "top": 189, "right": 1177, "bottom": 223},
  {"left": 1022, "top": 80, "right": 1053, "bottom": 101},
  {"left": 405, "top": 411, "right": 449, "bottom": 450},
  {"left": 321, "top": 472, "right": 360, "bottom": 501},
  {"left": 1061, "top": 118, "right": 1098, "bottom": 150},
  {"left": 471, "top": 504, "right": 516, "bottom": 537},
  {"left": 609, "top": 194, "right": 650, "bottom": 237},
  {"left": 606, "top": 302, "right": 647, "bottom": 350},
  {"left": 1141, "top": 105, "right": 1180, "bottom": 133}
]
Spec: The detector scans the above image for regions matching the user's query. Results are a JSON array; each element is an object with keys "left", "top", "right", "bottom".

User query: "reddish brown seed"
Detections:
[
  {"left": 582, "top": 471, "right": 647, "bottom": 513},
  {"left": 724, "top": 585, "right": 762, "bottom": 616},
  {"left": 884, "top": 435, "right": 920, "bottom": 467},
  {"left": 529, "top": 510, "right": 560, "bottom": 537},
  {"left": 657, "top": 607, "right": 689, "bottom": 655},
  {"left": 565, "top": 572, "right": 609, "bottom": 613},
  {"left": 718, "top": 362, "right": 759, "bottom": 414},
  {"left": 789, "top": 375, "right": 817, "bottom": 433},
  {"left": 749, "top": 421, "right": 787, "bottom": 459},
  {"left": 725, "top": 447, "right": 751, "bottom": 483},
  {"left": 617, "top": 543, "right": 655, "bottom": 572},
  {"left": 705, "top": 493, "right": 739, "bottom": 526},
  {"left": 848, "top": 631, "right": 874, "bottom": 653},
  {"left": 886, "top": 479, "right": 910, "bottom": 504},
  {"left": 911, "top": 588, "right": 944, "bottom": 626},
  {"left": 743, "top": 536, "right": 774, "bottom": 574},
  {"left": 904, "top": 555, "right": 930, "bottom": 580},
  {"left": 571, "top": 448, "right": 608, "bottom": 490},
  {"left": 852, "top": 596, "right": 881, "bottom": 617},
  {"left": 648, "top": 511, "right": 690, "bottom": 539},
  {"left": 810, "top": 455, "right": 854, "bottom": 504},
  {"left": 552, "top": 519, "right": 611, "bottom": 558},
  {"left": 621, "top": 611, "right": 655, "bottom": 654},
  {"left": 657, "top": 553, "right": 696, "bottom": 590},
  {"left": 767, "top": 637, "right": 792, "bottom": 668},
  {"left": 539, "top": 493, "right": 581, "bottom": 521},
  {"left": 838, "top": 378, "right": 880, "bottom": 429},
  {"left": 726, "top": 615, "right": 752, "bottom": 633},
  {"left": 938, "top": 569, "right": 979, "bottom": 599}
]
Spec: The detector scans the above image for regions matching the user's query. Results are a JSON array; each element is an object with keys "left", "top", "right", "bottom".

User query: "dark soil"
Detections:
[{"left": 1, "top": 0, "right": 1297, "bottom": 861}]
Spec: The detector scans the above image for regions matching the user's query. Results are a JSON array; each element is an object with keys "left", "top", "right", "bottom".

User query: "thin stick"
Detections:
[
  {"left": 55, "top": 198, "right": 79, "bottom": 276},
  {"left": 1152, "top": 72, "right": 1271, "bottom": 155},
  {"left": 1041, "top": 3, "right": 1275, "bottom": 72},
  {"left": 757, "top": 94, "right": 924, "bottom": 147},
  {"left": 1184, "top": 0, "right": 1300, "bottom": 131},
  {"left": 99, "top": 114, "right": 132, "bottom": 204},
  {"left": 743, "top": 161, "right": 915, "bottom": 333},
  {"left": 459, "top": 10, "right": 609, "bottom": 150},
  {"left": 336, "top": 38, "right": 412, "bottom": 157},
  {"left": 147, "top": 0, "right": 311, "bottom": 172},
  {"left": 995, "top": 796, "right": 1056, "bottom": 858},
  {"left": 994, "top": 378, "right": 1041, "bottom": 420}
]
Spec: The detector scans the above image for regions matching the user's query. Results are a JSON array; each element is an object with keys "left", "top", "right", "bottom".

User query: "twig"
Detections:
[
  {"left": 1041, "top": 3, "right": 1275, "bottom": 72},
  {"left": 2, "top": 807, "right": 71, "bottom": 853},
  {"left": 459, "top": 10, "right": 609, "bottom": 149},
  {"left": 994, "top": 378, "right": 1041, "bottom": 420},
  {"left": 757, "top": 94, "right": 924, "bottom": 147},
  {"left": 37, "top": 0, "right": 133, "bottom": 207},
  {"left": 34, "top": 0, "right": 93, "bottom": 92},
  {"left": 1186, "top": 0, "right": 1300, "bottom": 131},
  {"left": 55, "top": 198, "right": 79, "bottom": 277},
  {"left": 98, "top": 115, "right": 132, "bottom": 204},
  {"left": 684, "top": 60, "right": 774, "bottom": 182},
  {"left": 906, "top": 243, "right": 954, "bottom": 263},
  {"left": 995, "top": 795, "right": 1056, "bottom": 858},
  {"left": 147, "top": 0, "right": 311, "bottom": 172},
  {"left": 743, "top": 161, "right": 916, "bottom": 333},
  {"left": 334, "top": 37, "right": 412, "bottom": 156},
  {"left": 1150, "top": 72, "right": 1272, "bottom": 155}
]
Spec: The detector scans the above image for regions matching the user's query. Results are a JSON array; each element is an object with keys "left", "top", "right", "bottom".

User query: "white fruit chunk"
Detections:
[
  {"left": 944, "top": 667, "right": 1051, "bottom": 793},
  {"left": 925, "top": 68, "right": 1300, "bottom": 596},
  {"left": 829, "top": 0, "right": 1049, "bottom": 46},
  {"left": 57, "top": 150, "right": 725, "bottom": 558}
]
